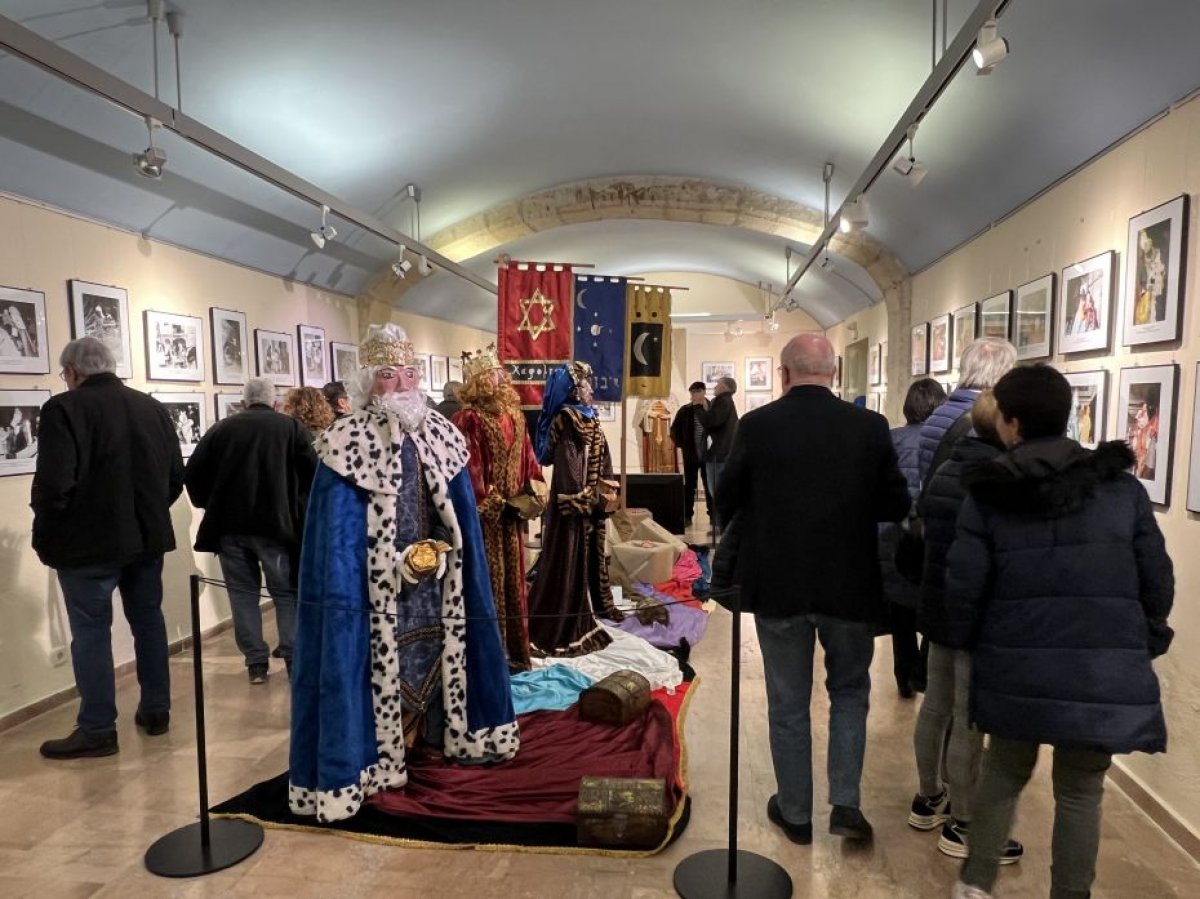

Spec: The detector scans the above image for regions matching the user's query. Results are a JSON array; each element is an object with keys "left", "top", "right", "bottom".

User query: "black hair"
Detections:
[
  {"left": 322, "top": 380, "right": 347, "bottom": 413},
  {"left": 992, "top": 364, "right": 1072, "bottom": 440},
  {"left": 688, "top": 381, "right": 706, "bottom": 392},
  {"left": 902, "top": 378, "right": 947, "bottom": 425}
]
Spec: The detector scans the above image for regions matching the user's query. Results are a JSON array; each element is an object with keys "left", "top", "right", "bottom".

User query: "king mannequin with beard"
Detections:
[{"left": 289, "top": 324, "right": 519, "bottom": 823}]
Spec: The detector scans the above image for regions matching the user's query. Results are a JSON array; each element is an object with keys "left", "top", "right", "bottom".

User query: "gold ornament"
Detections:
[
  {"left": 360, "top": 323, "right": 417, "bottom": 368},
  {"left": 462, "top": 344, "right": 502, "bottom": 381},
  {"left": 403, "top": 539, "right": 452, "bottom": 580},
  {"left": 517, "top": 288, "right": 557, "bottom": 341}
]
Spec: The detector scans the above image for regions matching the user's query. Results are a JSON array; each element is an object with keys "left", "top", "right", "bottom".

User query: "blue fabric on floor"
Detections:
[{"left": 510, "top": 665, "right": 596, "bottom": 715}]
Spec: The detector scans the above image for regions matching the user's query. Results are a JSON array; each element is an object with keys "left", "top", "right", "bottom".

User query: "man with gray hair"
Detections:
[
  {"left": 32, "top": 337, "right": 184, "bottom": 759},
  {"left": 697, "top": 375, "right": 739, "bottom": 534},
  {"left": 185, "top": 377, "right": 318, "bottom": 683}
]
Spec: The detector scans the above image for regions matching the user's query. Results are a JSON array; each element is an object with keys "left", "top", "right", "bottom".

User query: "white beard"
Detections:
[{"left": 373, "top": 389, "right": 428, "bottom": 433}]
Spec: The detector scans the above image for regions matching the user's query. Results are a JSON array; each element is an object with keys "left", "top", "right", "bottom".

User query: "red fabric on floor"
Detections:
[{"left": 651, "top": 550, "right": 707, "bottom": 608}]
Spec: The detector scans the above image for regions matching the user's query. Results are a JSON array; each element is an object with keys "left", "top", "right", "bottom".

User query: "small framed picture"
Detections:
[
  {"left": 1124, "top": 194, "right": 1189, "bottom": 347},
  {"left": 1062, "top": 370, "right": 1107, "bottom": 450},
  {"left": 1115, "top": 364, "right": 1178, "bottom": 506},
  {"left": 868, "top": 343, "right": 882, "bottom": 386},
  {"left": 144, "top": 310, "right": 204, "bottom": 382},
  {"left": 745, "top": 392, "right": 772, "bottom": 412},
  {"left": 834, "top": 355, "right": 843, "bottom": 389},
  {"left": 911, "top": 323, "right": 929, "bottom": 376},
  {"left": 255, "top": 329, "right": 296, "bottom": 387},
  {"left": 0, "top": 388, "right": 50, "bottom": 476},
  {"left": 0, "top": 286, "right": 50, "bottom": 375},
  {"left": 594, "top": 401, "right": 617, "bottom": 422},
  {"left": 880, "top": 340, "right": 888, "bottom": 385},
  {"left": 449, "top": 354, "right": 465, "bottom": 383},
  {"left": 1187, "top": 363, "right": 1200, "bottom": 512},
  {"left": 701, "top": 361, "right": 735, "bottom": 389},
  {"left": 978, "top": 291, "right": 1012, "bottom": 341},
  {"left": 69, "top": 279, "right": 132, "bottom": 379},
  {"left": 929, "top": 314, "right": 951, "bottom": 374},
  {"left": 330, "top": 341, "right": 359, "bottom": 383},
  {"left": 951, "top": 304, "right": 977, "bottom": 371},
  {"left": 1058, "top": 251, "right": 1114, "bottom": 354},
  {"left": 153, "top": 391, "right": 207, "bottom": 459},
  {"left": 1014, "top": 274, "right": 1055, "bottom": 361},
  {"left": 744, "top": 356, "right": 773, "bottom": 391},
  {"left": 430, "top": 354, "right": 450, "bottom": 392},
  {"left": 210, "top": 307, "right": 248, "bottom": 385},
  {"left": 298, "top": 324, "right": 328, "bottom": 387},
  {"left": 415, "top": 353, "right": 431, "bottom": 389},
  {"left": 214, "top": 392, "right": 244, "bottom": 421}
]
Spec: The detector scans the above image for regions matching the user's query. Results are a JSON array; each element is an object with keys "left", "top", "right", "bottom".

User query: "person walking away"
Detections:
[
  {"left": 698, "top": 376, "right": 738, "bottom": 536},
  {"left": 670, "top": 380, "right": 711, "bottom": 528}
]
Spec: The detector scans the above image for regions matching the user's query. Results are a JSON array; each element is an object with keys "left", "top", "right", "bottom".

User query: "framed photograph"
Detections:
[
  {"left": 415, "top": 353, "right": 431, "bottom": 389},
  {"left": 1187, "top": 364, "right": 1200, "bottom": 512},
  {"left": 214, "top": 392, "right": 244, "bottom": 421},
  {"left": 0, "top": 388, "right": 50, "bottom": 476},
  {"left": 1059, "top": 251, "right": 1114, "bottom": 354},
  {"left": 255, "top": 329, "right": 296, "bottom": 387},
  {"left": 1124, "top": 194, "right": 1189, "bottom": 347},
  {"left": 910, "top": 323, "right": 929, "bottom": 376},
  {"left": 1115, "top": 364, "right": 1178, "bottom": 506},
  {"left": 929, "top": 314, "right": 951, "bottom": 374},
  {"left": 298, "top": 324, "right": 328, "bottom": 387},
  {"left": 745, "top": 392, "right": 772, "bottom": 412},
  {"left": 449, "top": 355, "right": 465, "bottom": 383},
  {"left": 594, "top": 401, "right": 617, "bottom": 422},
  {"left": 979, "top": 291, "right": 1012, "bottom": 341},
  {"left": 951, "top": 304, "right": 977, "bottom": 371},
  {"left": 144, "top": 310, "right": 203, "bottom": 382},
  {"left": 1062, "top": 370, "right": 1107, "bottom": 450},
  {"left": 0, "top": 286, "right": 50, "bottom": 374},
  {"left": 868, "top": 343, "right": 882, "bottom": 386},
  {"left": 880, "top": 340, "right": 888, "bottom": 385},
  {"left": 153, "top": 391, "right": 206, "bottom": 459},
  {"left": 210, "top": 307, "right": 248, "bottom": 385},
  {"left": 744, "top": 356, "right": 773, "bottom": 391},
  {"left": 834, "top": 355, "right": 843, "bottom": 389},
  {"left": 1014, "top": 274, "right": 1055, "bottom": 361},
  {"left": 330, "top": 341, "right": 359, "bottom": 383},
  {"left": 430, "top": 354, "right": 450, "bottom": 392},
  {"left": 68, "top": 280, "right": 132, "bottom": 379},
  {"left": 701, "top": 361, "right": 735, "bottom": 389}
]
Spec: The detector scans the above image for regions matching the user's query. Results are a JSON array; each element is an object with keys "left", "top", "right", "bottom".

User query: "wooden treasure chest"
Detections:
[
  {"left": 577, "top": 776, "right": 669, "bottom": 848},
  {"left": 579, "top": 669, "right": 651, "bottom": 727}
]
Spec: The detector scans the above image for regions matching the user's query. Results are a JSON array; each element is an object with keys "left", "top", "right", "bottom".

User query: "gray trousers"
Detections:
[{"left": 913, "top": 642, "right": 981, "bottom": 821}]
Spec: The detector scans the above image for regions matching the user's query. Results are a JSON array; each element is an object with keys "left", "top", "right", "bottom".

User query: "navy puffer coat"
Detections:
[
  {"left": 918, "top": 388, "right": 978, "bottom": 479},
  {"left": 879, "top": 424, "right": 922, "bottom": 610}
]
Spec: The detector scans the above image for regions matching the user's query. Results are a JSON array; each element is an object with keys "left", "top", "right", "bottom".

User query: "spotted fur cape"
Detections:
[{"left": 288, "top": 404, "right": 520, "bottom": 823}]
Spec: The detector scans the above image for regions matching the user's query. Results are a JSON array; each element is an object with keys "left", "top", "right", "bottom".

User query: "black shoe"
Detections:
[
  {"left": 766, "top": 794, "right": 812, "bottom": 845},
  {"left": 938, "top": 819, "right": 1024, "bottom": 865},
  {"left": 829, "top": 805, "right": 874, "bottom": 841},
  {"left": 896, "top": 677, "right": 916, "bottom": 699},
  {"left": 248, "top": 663, "right": 269, "bottom": 684},
  {"left": 40, "top": 728, "right": 118, "bottom": 759},
  {"left": 908, "top": 791, "right": 951, "bottom": 830},
  {"left": 271, "top": 646, "right": 284, "bottom": 658},
  {"left": 134, "top": 709, "right": 170, "bottom": 736}
]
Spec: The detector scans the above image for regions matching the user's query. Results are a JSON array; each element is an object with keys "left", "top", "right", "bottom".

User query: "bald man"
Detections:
[{"left": 719, "top": 332, "right": 910, "bottom": 845}]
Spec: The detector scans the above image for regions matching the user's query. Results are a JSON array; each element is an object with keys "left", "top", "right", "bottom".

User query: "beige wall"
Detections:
[{"left": 826, "top": 300, "right": 892, "bottom": 418}]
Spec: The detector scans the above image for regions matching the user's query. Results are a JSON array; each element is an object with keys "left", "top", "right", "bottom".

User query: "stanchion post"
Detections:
[{"left": 191, "top": 573, "right": 211, "bottom": 848}]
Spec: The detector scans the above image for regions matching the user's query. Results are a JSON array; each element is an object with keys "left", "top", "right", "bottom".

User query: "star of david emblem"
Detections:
[{"left": 517, "top": 288, "right": 557, "bottom": 341}]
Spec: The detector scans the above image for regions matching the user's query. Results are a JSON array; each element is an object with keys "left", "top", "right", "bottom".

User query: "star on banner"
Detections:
[{"left": 517, "top": 288, "right": 557, "bottom": 341}]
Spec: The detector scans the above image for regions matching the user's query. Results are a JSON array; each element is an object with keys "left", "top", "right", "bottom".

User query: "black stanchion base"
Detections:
[
  {"left": 673, "top": 849, "right": 793, "bottom": 899},
  {"left": 145, "top": 819, "right": 264, "bottom": 878}
]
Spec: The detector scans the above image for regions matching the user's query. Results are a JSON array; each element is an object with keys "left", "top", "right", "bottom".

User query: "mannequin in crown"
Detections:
[
  {"left": 526, "top": 361, "right": 625, "bottom": 657},
  {"left": 452, "top": 346, "right": 546, "bottom": 670},
  {"left": 289, "top": 323, "right": 519, "bottom": 824}
]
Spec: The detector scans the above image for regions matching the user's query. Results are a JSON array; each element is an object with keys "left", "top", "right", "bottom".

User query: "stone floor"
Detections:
[{"left": 1, "top": 597, "right": 1198, "bottom": 897}]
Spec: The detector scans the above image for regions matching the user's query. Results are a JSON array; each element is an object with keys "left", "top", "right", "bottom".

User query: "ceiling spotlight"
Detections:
[
  {"left": 838, "top": 195, "right": 869, "bottom": 233},
  {"left": 972, "top": 19, "right": 1009, "bottom": 73},
  {"left": 416, "top": 254, "right": 432, "bottom": 276},
  {"left": 893, "top": 125, "right": 929, "bottom": 187},
  {"left": 392, "top": 245, "right": 413, "bottom": 278},
  {"left": 818, "top": 254, "right": 834, "bottom": 272},
  {"left": 766, "top": 314, "right": 781, "bottom": 333},
  {"left": 133, "top": 116, "right": 167, "bottom": 179},
  {"left": 310, "top": 205, "right": 337, "bottom": 249}
]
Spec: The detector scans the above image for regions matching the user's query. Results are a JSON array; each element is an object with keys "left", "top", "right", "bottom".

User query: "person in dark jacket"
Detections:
[
  {"left": 698, "top": 376, "right": 738, "bottom": 534},
  {"left": 185, "top": 377, "right": 318, "bottom": 683},
  {"left": 31, "top": 337, "right": 184, "bottom": 758},
  {"left": 946, "top": 365, "right": 1173, "bottom": 899},
  {"left": 435, "top": 379, "right": 464, "bottom": 421},
  {"left": 720, "top": 333, "right": 910, "bottom": 845},
  {"left": 669, "top": 380, "right": 711, "bottom": 527},
  {"left": 322, "top": 380, "right": 351, "bottom": 419}
]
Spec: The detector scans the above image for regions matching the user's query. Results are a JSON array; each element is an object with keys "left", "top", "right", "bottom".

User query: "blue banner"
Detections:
[{"left": 572, "top": 275, "right": 626, "bottom": 401}]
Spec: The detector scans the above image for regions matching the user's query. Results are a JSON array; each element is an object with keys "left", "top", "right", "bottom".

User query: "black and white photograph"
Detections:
[
  {"left": 144, "top": 310, "right": 204, "bottom": 382},
  {"left": 430, "top": 354, "right": 450, "bottom": 392},
  {"left": 0, "top": 286, "right": 50, "bottom": 375},
  {"left": 1014, "top": 273, "right": 1054, "bottom": 361},
  {"left": 745, "top": 356, "right": 772, "bottom": 391},
  {"left": 952, "top": 304, "right": 976, "bottom": 370},
  {"left": 1187, "top": 363, "right": 1200, "bottom": 513},
  {"left": 69, "top": 279, "right": 132, "bottom": 379},
  {"left": 1115, "top": 364, "right": 1177, "bottom": 506},
  {"left": 1124, "top": 194, "right": 1189, "bottom": 347},
  {"left": 416, "top": 353, "right": 431, "bottom": 389},
  {"left": 298, "top": 324, "right": 328, "bottom": 387},
  {"left": 330, "top": 341, "right": 359, "bottom": 383},
  {"left": 210, "top": 307, "right": 248, "bottom": 385},
  {"left": 255, "top": 328, "right": 296, "bottom": 387},
  {"left": 1062, "top": 369, "right": 1107, "bottom": 451},
  {"left": 215, "top": 393, "right": 245, "bottom": 421},
  {"left": 744, "top": 392, "right": 772, "bottom": 412},
  {"left": 449, "top": 354, "right": 464, "bottom": 383},
  {"left": 701, "top": 360, "right": 734, "bottom": 388},
  {"left": 153, "top": 391, "right": 206, "bottom": 458},
  {"left": 0, "top": 389, "right": 50, "bottom": 476},
  {"left": 594, "top": 401, "right": 617, "bottom": 422},
  {"left": 978, "top": 290, "right": 1012, "bottom": 340},
  {"left": 1058, "top": 251, "right": 1114, "bottom": 355}
]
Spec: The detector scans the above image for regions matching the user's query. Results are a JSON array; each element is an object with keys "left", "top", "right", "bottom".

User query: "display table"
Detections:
[{"left": 625, "top": 473, "right": 686, "bottom": 535}]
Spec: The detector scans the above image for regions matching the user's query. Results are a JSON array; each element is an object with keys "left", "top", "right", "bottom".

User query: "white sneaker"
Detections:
[{"left": 950, "top": 882, "right": 993, "bottom": 899}]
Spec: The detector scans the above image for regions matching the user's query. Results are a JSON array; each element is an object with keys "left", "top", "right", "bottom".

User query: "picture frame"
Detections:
[
  {"left": 1187, "top": 363, "right": 1200, "bottom": 513},
  {"left": 1123, "top": 194, "right": 1189, "bottom": 347},
  {"left": 430, "top": 354, "right": 450, "bottom": 392},
  {"left": 594, "top": 401, "right": 617, "bottom": 422},
  {"left": 701, "top": 361, "right": 735, "bottom": 389},
  {"left": 834, "top": 355, "right": 843, "bottom": 389},
  {"left": 415, "top": 353, "right": 431, "bottom": 389},
  {"left": 1062, "top": 369, "right": 1107, "bottom": 451},
  {"left": 68, "top": 279, "right": 132, "bottom": 379},
  {"left": 978, "top": 291, "right": 1012, "bottom": 341},
  {"left": 254, "top": 328, "right": 296, "bottom": 387},
  {"left": 144, "top": 310, "right": 204, "bottom": 382},
  {"left": 0, "top": 388, "right": 50, "bottom": 476},
  {"left": 297, "top": 324, "right": 328, "bottom": 387},
  {"left": 744, "top": 392, "right": 772, "bottom": 412},
  {"left": 152, "top": 391, "right": 207, "bottom": 459},
  {"left": 744, "top": 356, "right": 773, "bottom": 391},
  {"left": 209, "top": 307, "right": 248, "bottom": 385},
  {"left": 449, "top": 354, "right": 465, "bottom": 383},
  {"left": 951, "top": 304, "right": 977, "bottom": 371},
  {"left": 1058, "top": 251, "right": 1114, "bottom": 354},
  {"left": 868, "top": 343, "right": 882, "bottom": 386},
  {"left": 880, "top": 340, "right": 888, "bottom": 385},
  {"left": 1014, "top": 274, "right": 1055, "bottom": 361},
  {"left": 1115, "top": 364, "right": 1177, "bottom": 506},
  {"left": 214, "top": 392, "right": 245, "bottom": 421},
  {"left": 911, "top": 322, "right": 929, "bottom": 376},
  {"left": 929, "top": 313, "right": 951, "bottom": 374},
  {"left": 0, "top": 286, "right": 50, "bottom": 374},
  {"left": 329, "top": 341, "right": 359, "bottom": 383}
]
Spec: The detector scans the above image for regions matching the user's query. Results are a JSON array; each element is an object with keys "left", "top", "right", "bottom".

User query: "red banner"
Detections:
[{"left": 498, "top": 263, "right": 574, "bottom": 409}]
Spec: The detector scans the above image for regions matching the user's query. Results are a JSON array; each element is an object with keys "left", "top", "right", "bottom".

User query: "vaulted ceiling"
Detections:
[{"left": 2, "top": 0, "right": 1199, "bottom": 329}]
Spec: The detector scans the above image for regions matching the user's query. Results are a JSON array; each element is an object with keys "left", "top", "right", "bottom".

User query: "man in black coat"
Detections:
[
  {"left": 719, "top": 333, "right": 910, "bottom": 845},
  {"left": 697, "top": 375, "right": 739, "bottom": 534},
  {"left": 669, "top": 380, "right": 711, "bottom": 527},
  {"left": 185, "top": 377, "right": 318, "bottom": 683},
  {"left": 31, "top": 337, "right": 184, "bottom": 758}
]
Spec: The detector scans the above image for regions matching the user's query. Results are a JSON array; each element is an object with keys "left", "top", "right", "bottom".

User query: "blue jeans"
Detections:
[
  {"left": 217, "top": 535, "right": 297, "bottom": 667},
  {"left": 57, "top": 554, "right": 170, "bottom": 734},
  {"left": 755, "top": 612, "right": 875, "bottom": 825}
]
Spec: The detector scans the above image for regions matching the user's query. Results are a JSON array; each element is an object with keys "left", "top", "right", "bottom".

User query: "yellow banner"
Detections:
[{"left": 625, "top": 285, "right": 672, "bottom": 398}]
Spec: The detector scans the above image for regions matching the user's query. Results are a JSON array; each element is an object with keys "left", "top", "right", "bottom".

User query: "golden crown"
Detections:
[
  {"left": 462, "top": 344, "right": 502, "bottom": 380},
  {"left": 360, "top": 323, "right": 416, "bottom": 368},
  {"left": 568, "top": 360, "right": 594, "bottom": 387}
]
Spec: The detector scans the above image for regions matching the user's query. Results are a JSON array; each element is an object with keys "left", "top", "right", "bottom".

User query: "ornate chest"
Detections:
[
  {"left": 579, "top": 669, "right": 652, "bottom": 726},
  {"left": 576, "top": 776, "right": 669, "bottom": 848}
]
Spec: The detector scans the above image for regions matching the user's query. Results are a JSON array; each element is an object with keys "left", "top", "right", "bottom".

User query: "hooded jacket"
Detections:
[{"left": 945, "top": 438, "right": 1173, "bottom": 755}]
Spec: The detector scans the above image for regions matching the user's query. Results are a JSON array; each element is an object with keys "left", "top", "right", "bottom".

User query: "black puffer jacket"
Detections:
[
  {"left": 916, "top": 435, "right": 1002, "bottom": 646},
  {"left": 946, "top": 438, "right": 1173, "bottom": 755}
]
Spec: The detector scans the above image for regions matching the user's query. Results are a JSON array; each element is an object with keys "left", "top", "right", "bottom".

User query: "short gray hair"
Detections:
[
  {"left": 781, "top": 332, "right": 836, "bottom": 378},
  {"left": 718, "top": 376, "right": 738, "bottom": 394},
  {"left": 959, "top": 337, "right": 1017, "bottom": 389},
  {"left": 59, "top": 337, "right": 116, "bottom": 376},
  {"left": 243, "top": 377, "right": 275, "bottom": 407},
  {"left": 442, "top": 380, "right": 464, "bottom": 401}
]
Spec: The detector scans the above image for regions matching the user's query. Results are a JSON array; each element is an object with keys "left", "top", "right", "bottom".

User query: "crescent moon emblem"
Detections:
[
  {"left": 633, "top": 332, "right": 650, "bottom": 366},
  {"left": 575, "top": 287, "right": 589, "bottom": 310}
]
